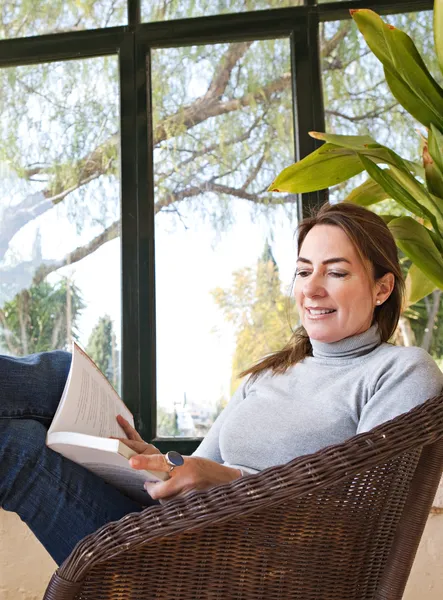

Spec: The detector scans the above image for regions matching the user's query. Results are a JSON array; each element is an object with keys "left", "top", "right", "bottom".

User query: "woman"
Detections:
[{"left": 1, "top": 202, "right": 442, "bottom": 566}]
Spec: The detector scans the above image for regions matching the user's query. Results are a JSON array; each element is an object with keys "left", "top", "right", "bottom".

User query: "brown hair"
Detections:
[{"left": 240, "top": 202, "right": 405, "bottom": 378}]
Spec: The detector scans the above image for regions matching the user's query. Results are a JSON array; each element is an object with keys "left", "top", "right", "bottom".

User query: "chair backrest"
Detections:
[{"left": 43, "top": 392, "right": 443, "bottom": 600}]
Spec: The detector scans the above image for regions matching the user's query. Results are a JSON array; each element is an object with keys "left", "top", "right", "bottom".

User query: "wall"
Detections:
[{"left": 0, "top": 510, "right": 56, "bottom": 600}]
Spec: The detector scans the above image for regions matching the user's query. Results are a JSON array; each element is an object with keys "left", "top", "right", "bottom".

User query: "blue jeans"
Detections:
[{"left": 0, "top": 350, "right": 154, "bottom": 565}]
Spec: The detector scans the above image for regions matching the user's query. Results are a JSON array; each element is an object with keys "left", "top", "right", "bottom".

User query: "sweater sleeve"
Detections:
[
  {"left": 357, "top": 347, "right": 443, "bottom": 434},
  {"left": 192, "top": 379, "right": 249, "bottom": 463}
]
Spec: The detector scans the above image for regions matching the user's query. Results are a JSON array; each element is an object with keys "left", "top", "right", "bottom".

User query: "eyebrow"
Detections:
[{"left": 296, "top": 257, "right": 352, "bottom": 266}]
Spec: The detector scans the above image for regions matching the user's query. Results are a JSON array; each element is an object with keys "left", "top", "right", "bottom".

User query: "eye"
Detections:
[
  {"left": 329, "top": 271, "right": 347, "bottom": 278},
  {"left": 295, "top": 270, "right": 311, "bottom": 278}
]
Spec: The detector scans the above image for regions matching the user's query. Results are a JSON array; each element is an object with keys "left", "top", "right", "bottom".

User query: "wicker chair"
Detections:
[{"left": 43, "top": 392, "right": 443, "bottom": 600}]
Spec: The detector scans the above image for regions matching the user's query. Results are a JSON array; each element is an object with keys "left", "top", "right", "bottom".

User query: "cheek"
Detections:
[{"left": 294, "top": 283, "right": 303, "bottom": 308}]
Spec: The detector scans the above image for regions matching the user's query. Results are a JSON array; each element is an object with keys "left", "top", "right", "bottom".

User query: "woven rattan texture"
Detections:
[{"left": 44, "top": 392, "right": 443, "bottom": 600}]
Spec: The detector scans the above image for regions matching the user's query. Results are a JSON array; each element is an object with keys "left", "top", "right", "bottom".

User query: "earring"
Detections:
[{"left": 376, "top": 300, "right": 381, "bottom": 305}]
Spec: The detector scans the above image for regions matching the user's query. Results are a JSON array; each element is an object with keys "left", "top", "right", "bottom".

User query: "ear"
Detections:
[{"left": 375, "top": 273, "right": 395, "bottom": 306}]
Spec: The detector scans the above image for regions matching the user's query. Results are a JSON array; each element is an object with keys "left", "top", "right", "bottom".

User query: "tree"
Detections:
[
  {"left": 86, "top": 314, "right": 119, "bottom": 390},
  {"left": 0, "top": 0, "right": 397, "bottom": 293},
  {"left": 157, "top": 406, "right": 179, "bottom": 438},
  {"left": 0, "top": 278, "right": 84, "bottom": 355},
  {"left": 213, "top": 241, "right": 297, "bottom": 393},
  {"left": 0, "top": 3, "right": 437, "bottom": 361}
]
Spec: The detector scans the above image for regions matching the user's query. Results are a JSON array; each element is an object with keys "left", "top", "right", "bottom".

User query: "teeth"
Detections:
[{"left": 308, "top": 309, "right": 335, "bottom": 315}]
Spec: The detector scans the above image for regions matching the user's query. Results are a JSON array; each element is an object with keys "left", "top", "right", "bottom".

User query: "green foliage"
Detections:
[
  {"left": 406, "top": 264, "right": 437, "bottom": 305},
  {"left": 157, "top": 407, "right": 179, "bottom": 437},
  {"left": 86, "top": 314, "right": 119, "bottom": 390},
  {"left": 212, "top": 245, "right": 297, "bottom": 393},
  {"left": 0, "top": 278, "right": 84, "bottom": 355},
  {"left": 144, "top": 0, "right": 303, "bottom": 21},
  {"left": 406, "top": 292, "right": 443, "bottom": 357},
  {"left": 0, "top": 1, "right": 125, "bottom": 38},
  {"left": 271, "top": 3, "right": 443, "bottom": 307}
]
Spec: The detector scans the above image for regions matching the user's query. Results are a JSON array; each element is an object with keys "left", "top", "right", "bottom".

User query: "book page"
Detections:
[
  {"left": 84, "top": 463, "right": 154, "bottom": 504},
  {"left": 46, "top": 434, "right": 166, "bottom": 504},
  {"left": 47, "top": 342, "right": 134, "bottom": 438}
]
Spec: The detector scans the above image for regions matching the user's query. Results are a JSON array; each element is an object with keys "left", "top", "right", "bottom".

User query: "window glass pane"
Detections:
[
  {"left": 152, "top": 39, "right": 297, "bottom": 437},
  {"left": 143, "top": 1, "right": 303, "bottom": 22},
  {"left": 1, "top": 1, "right": 127, "bottom": 39},
  {"left": 0, "top": 57, "right": 121, "bottom": 390},
  {"left": 321, "top": 10, "right": 437, "bottom": 202}
]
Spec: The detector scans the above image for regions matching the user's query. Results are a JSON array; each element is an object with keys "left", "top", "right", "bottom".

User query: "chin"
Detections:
[
  {"left": 309, "top": 333, "right": 342, "bottom": 343},
  {"left": 304, "top": 326, "right": 341, "bottom": 344}
]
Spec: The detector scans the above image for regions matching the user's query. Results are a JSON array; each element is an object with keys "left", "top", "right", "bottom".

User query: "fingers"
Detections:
[
  {"left": 144, "top": 477, "right": 186, "bottom": 501},
  {"left": 116, "top": 414, "right": 144, "bottom": 442},
  {"left": 118, "top": 439, "right": 154, "bottom": 453},
  {"left": 129, "top": 453, "right": 170, "bottom": 472}
]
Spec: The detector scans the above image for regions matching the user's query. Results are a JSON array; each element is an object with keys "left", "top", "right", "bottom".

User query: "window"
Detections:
[
  {"left": 0, "top": 55, "right": 122, "bottom": 387},
  {"left": 151, "top": 39, "right": 298, "bottom": 436},
  {"left": 0, "top": 0, "right": 431, "bottom": 448},
  {"left": 0, "top": 1, "right": 127, "bottom": 39},
  {"left": 142, "top": 1, "right": 304, "bottom": 22}
]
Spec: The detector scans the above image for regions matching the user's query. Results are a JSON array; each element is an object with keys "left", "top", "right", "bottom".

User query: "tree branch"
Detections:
[
  {"left": 325, "top": 103, "right": 398, "bottom": 123},
  {"left": 242, "top": 151, "right": 268, "bottom": 191},
  {"left": 4, "top": 44, "right": 292, "bottom": 283},
  {"left": 32, "top": 221, "right": 120, "bottom": 285},
  {"left": 320, "top": 22, "right": 352, "bottom": 59},
  {"left": 156, "top": 114, "right": 263, "bottom": 185},
  {"left": 153, "top": 42, "right": 253, "bottom": 144}
]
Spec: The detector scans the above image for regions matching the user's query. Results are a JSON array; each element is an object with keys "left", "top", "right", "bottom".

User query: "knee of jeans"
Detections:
[
  {"left": 0, "top": 419, "right": 49, "bottom": 510},
  {"left": 0, "top": 418, "right": 47, "bottom": 460}
]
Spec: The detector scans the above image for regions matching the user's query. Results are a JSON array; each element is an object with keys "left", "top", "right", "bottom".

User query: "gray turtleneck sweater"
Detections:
[{"left": 193, "top": 326, "right": 443, "bottom": 474}]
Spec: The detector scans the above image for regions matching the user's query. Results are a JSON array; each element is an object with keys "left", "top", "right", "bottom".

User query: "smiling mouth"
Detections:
[{"left": 306, "top": 308, "right": 336, "bottom": 316}]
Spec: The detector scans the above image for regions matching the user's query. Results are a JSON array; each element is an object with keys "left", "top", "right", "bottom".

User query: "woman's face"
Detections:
[{"left": 294, "top": 224, "right": 380, "bottom": 343}]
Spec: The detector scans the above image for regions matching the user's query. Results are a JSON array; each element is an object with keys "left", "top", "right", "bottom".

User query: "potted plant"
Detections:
[{"left": 269, "top": 0, "right": 443, "bottom": 305}]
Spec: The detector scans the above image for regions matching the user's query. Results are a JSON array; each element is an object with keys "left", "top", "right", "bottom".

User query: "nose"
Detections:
[{"left": 302, "top": 272, "right": 326, "bottom": 299}]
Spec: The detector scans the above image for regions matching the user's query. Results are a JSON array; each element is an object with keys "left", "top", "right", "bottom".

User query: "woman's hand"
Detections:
[
  {"left": 129, "top": 453, "right": 242, "bottom": 501},
  {"left": 115, "top": 414, "right": 162, "bottom": 457}
]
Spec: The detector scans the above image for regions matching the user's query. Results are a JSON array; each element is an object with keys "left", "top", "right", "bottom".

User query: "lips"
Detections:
[{"left": 306, "top": 307, "right": 336, "bottom": 316}]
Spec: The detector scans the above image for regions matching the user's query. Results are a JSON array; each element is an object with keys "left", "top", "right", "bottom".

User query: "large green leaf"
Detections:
[
  {"left": 309, "top": 132, "right": 379, "bottom": 150},
  {"left": 388, "top": 216, "right": 443, "bottom": 290},
  {"left": 435, "top": 0, "right": 443, "bottom": 76},
  {"left": 351, "top": 9, "right": 443, "bottom": 128},
  {"left": 357, "top": 154, "right": 442, "bottom": 232},
  {"left": 388, "top": 166, "right": 443, "bottom": 232},
  {"left": 429, "top": 227, "right": 443, "bottom": 254},
  {"left": 344, "top": 175, "right": 390, "bottom": 206},
  {"left": 385, "top": 67, "right": 443, "bottom": 129},
  {"left": 405, "top": 263, "right": 437, "bottom": 305},
  {"left": 379, "top": 214, "right": 398, "bottom": 224},
  {"left": 406, "top": 160, "right": 425, "bottom": 180},
  {"left": 429, "top": 123, "right": 443, "bottom": 174},
  {"left": 267, "top": 143, "right": 364, "bottom": 193},
  {"left": 311, "top": 132, "right": 400, "bottom": 166},
  {"left": 424, "top": 142, "right": 443, "bottom": 198}
]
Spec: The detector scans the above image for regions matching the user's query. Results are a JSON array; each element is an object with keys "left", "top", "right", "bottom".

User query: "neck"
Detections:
[{"left": 310, "top": 325, "right": 381, "bottom": 360}]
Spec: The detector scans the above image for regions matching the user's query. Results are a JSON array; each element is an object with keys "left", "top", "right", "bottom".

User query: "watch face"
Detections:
[{"left": 166, "top": 451, "right": 185, "bottom": 467}]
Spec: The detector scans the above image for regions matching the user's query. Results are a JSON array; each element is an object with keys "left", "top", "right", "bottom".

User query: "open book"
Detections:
[{"left": 46, "top": 342, "right": 167, "bottom": 504}]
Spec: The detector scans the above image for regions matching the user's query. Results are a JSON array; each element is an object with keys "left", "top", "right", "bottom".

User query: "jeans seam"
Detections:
[{"left": 0, "top": 412, "right": 53, "bottom": 420}]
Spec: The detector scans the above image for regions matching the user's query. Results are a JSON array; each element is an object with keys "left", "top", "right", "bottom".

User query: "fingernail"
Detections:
[{"left": 130, "top": 458, "right": 140, "bottom": 467}]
